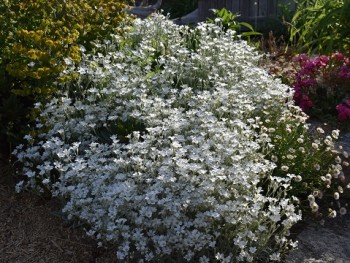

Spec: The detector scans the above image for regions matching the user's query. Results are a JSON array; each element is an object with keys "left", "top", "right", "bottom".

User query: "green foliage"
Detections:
[
  {"left": 95, "top": 119, "right": 146, "bottom": 144},
  {"left": 289, "top": 0, "right": 350, "bottom": 55},
  {"left": 0, "top": 0, "right": 131, "bottom": 148},
  {"left": 207, "top": 8, "right": 262, "bottom": 43}
]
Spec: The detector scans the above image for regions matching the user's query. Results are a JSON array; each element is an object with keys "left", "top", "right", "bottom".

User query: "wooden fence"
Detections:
[{"left": 198, "top": 0, "right": 296, "bottom": 21}]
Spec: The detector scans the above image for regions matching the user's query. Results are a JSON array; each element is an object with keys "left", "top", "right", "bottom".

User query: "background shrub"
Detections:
[
  {"left": 0, "top": 0, "right": 131, "bottom": 150},
  {"left": 289, "top": 0, "right": 350, "bottom": 55}
]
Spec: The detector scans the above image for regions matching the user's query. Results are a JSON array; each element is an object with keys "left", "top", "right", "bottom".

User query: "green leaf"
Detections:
[
  {"left": 241, "top": 31, "right": 262, "bottom": 37},
  {"left": 146, "top": 71, "right": 155, "bottom": 78}
]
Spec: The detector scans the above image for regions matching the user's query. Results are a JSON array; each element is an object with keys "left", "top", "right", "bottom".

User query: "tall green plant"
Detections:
[
  {"left": 289, "top": 0, "right": 350, "bottom": 55},
  {"left": 207, "top": 8, "right": 261, "bottom": 43}
]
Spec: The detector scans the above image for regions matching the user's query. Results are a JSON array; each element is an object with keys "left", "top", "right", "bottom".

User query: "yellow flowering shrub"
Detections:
[{"left": 0, "top": 0, "right": 131, "bottom": 146}]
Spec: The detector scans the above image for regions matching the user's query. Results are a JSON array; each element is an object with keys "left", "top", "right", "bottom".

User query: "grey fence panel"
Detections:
[{"left": 198, "top": 0, "right": 296, "bottom": 20}]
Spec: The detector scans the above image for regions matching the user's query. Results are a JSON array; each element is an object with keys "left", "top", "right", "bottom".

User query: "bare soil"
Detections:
[{"left": 0, "top": 156, "right": 119, "bottom": 263}]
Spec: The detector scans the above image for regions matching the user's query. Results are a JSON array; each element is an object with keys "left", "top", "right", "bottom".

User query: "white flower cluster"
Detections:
[
  {"left": 251, "top": 99, "right": 348, "bottom": 215},
  {"left": 15, "top": 14, "right": 301, "bottom": 262}
]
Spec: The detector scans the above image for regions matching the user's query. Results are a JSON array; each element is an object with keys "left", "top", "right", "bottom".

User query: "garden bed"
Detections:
[{"left": 1, "top": 1, "right": 350, "bottom": 260}]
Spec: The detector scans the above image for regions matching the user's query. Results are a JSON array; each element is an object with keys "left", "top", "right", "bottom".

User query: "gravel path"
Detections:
[{"left": 286, "top": 221, "right": 350, "bottom": 263}]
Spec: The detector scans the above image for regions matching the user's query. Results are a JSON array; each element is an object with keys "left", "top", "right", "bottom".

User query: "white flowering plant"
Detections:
[
  {"left": 14, "top": 14, "right": 348, "bottom": 262},
  {"left": 253, "top": 102, "right": 349, "bottom": 218}
]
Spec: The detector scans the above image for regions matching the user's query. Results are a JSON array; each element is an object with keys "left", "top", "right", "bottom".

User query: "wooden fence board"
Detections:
[
  {"left": 198, "top": 0, "right": 296, "bottom": 20},
  {"left": 226, "top": 0, "right": 233, "bottom": 12}
]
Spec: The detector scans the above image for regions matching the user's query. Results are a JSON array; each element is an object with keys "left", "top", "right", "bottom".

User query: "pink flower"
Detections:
[
  {"left": 293, "top": 54, "right": 309, "bottom": 63},
  {"left": 298, "top": 68, "right": 313, "bottom": 77},
  {"left": 338, "top": 66, "right": 350, "bottom": 78},
  {"left": 291, "top": 53, "right": 350, "bottom": 118},
  {"left": 320, "top": 55, "right": 330, "bottom": 64},
  {"left": 332, "top": 52, "right": 344, "bottom": 61},
  {"left": 303, "top": 61, "right": 317, "bottom": 70},
  {"left": 313, "top": 56, "right": 328, "bottom": 67},
  {"left": 293, "top": 90, "right": 301, "bottom": 100},
  {"left": 337, "top": 108, "right": 349, "bottom": 121},
  {"left": 294, "top": 78, "right": 317, "bottom": 89},
  {"left": 336, "top": 101, "right": 350, "bottom": 121},
  {"left": 294, "top": 92, "right": 313, "bottom": 111}
]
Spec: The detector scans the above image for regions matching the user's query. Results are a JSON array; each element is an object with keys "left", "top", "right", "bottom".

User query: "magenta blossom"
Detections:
[
  {"left": 313, "top": 56, "right": 329, "bottom": 67},
  {"left": 292, "top": 53, "right": 350, "bottom": 121},
  {"left": 336, "top": 101, "right": 350, "bottom": 121},
  {"left": 292, "top": 54, "right": 309, "bottom": 63},
  {"left": 332, "top": 52, "right": 344, "bottom": 61},
  {"left": 338, "top": 66, "right": 350, "bottom": 78},
  {"left": 302, "top": 61, "right": 317, "bottom": 71},
  {"left": 294, "top": 91, "right": 313, "bottom": 111}
]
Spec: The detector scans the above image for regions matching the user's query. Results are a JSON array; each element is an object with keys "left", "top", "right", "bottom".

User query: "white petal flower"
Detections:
[
  {"left": 334, "top": 192, "right": 340, "bottom": 200},
  {"left": 340, "top": 207, "right": 347, "bottom": 215},
  {"left": 14, "top": 14, "right": 307, "bottom": 262}
]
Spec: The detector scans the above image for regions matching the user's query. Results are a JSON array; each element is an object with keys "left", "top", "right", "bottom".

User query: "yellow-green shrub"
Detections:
[
  {"left": 1, "top": 0, "right": 130, "bottom": 96},
  {"left": 0, "top": 0, "right": 131, "bottom": 147}
]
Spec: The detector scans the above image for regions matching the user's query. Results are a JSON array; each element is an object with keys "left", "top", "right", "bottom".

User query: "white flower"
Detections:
[
  {"left": 316, "top": 127, "right": 324, "bottom": 134},
  {"left": 310, "top": 202, "right": 319, "bottom": 212},
  {"left": 338, "top": 186, "right": 344, "bottom": 193},
  {"left": 271, "top": 155, "right": 278, "bottom": 162},
  {"left": 307, "top": 194, "right": 315, "bottom": 202},
  {"left": 63, "top": 57, "right": 73, "bottom": 65},
  {"left": 269, "top": 252, "right": 280, "bottom": 261},
  {"left": 281, "top": 165, "right": 289, "bottom": 172},
  {"left": 332, "top": 129, "right": 340, "bottom": 139},
  {"left": 326, "top": 173, "right": 332, "bottom": 180},
  {"left": 324, "top": 138, "right": 331, "bottom": 146},
  {"left": 294, "top": 175, "right": 302, "bottom": 182},
  {"left": 334, "top": 192, "right": 340, "bottom": 200},
  {"left": 335, "top": 156, "right": 342, "bottom": 164},
  {"left": 15, "top": 181, "right": 24, "bottom": 193},
  {"left": 340, "top": 207, "right": 347, "bottom": 215},
  {"left": 329, "top": 210, "right": 337, "bottom": 218},
  {"left": 249, "top": 247, "right": 257, "bottom": 253},
  {"left": 14, "top": 14, "right": 306, "bottom": 262}
]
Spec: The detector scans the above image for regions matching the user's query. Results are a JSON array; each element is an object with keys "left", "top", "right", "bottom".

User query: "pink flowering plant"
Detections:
[{"left": 292, "top": 52, "right": 350, "bottom": 122}]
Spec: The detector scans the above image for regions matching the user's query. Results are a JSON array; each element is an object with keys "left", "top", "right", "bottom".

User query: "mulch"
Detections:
[{"left": 0, "top": 156, "right": 119, "bottom": 263}]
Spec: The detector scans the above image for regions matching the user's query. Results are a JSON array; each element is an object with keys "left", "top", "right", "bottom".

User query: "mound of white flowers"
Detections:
[{"left": 15, "top": 15, "right": 302, "bottom": 262}]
